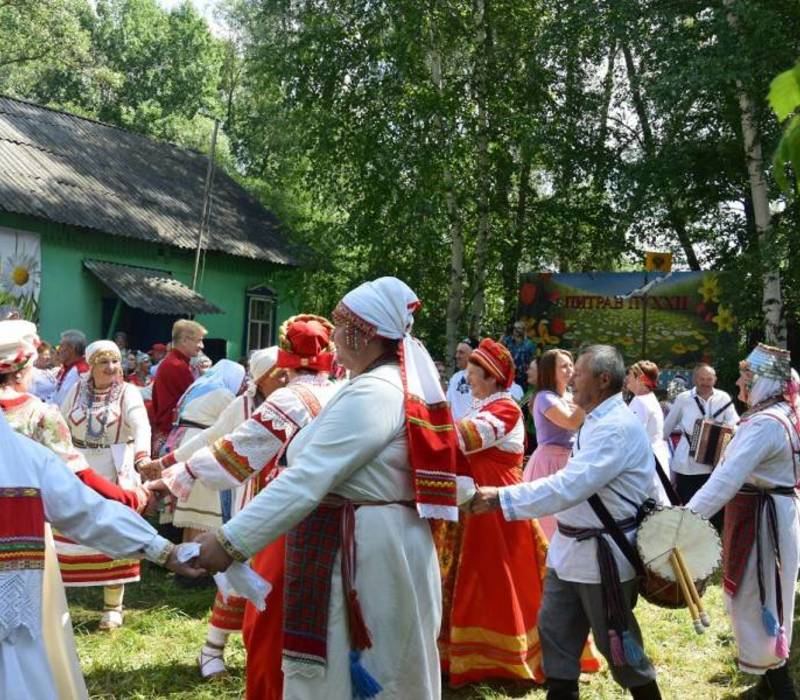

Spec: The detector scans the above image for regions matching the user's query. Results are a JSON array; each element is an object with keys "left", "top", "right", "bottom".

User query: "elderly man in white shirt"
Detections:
[
  {"left": 446, "top": 338, "right": 477, "bottom": 420},
  {"left": 662, "top": 363, "right": 738, "bottom": 532},
  {"left": 471, "top": 345, "right": 661, "bottom": 700}
]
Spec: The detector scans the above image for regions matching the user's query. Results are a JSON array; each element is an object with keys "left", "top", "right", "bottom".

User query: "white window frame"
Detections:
[{"left": 245, "top": 287, "right": 277, "bottom": 353}]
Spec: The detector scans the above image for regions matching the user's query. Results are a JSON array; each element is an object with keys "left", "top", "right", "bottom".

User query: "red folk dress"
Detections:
[{"left": 440, "top": 391, "right": 548, "bottom": 686}]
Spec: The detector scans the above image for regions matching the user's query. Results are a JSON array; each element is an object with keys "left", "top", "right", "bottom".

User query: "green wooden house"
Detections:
[{"left": 0, "top": 96, "right": 303, "bottom": 360}]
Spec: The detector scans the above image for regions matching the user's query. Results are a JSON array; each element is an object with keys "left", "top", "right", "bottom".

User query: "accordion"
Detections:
[{"left": 688, "top": 419, "right": 734, "bottom": 468}]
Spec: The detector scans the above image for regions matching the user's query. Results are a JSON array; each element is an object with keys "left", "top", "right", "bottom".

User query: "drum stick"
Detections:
[
  {"left": 669, "top": 550, "right": 704, "bottom": 635},
  {"left": 674, "top": 548, "right": 710, "bottom": 627}
]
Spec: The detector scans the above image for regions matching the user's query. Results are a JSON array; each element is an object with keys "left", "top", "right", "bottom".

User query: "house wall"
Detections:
[{"left": 0, "top": 211, "right": 300, "bottom": 359}]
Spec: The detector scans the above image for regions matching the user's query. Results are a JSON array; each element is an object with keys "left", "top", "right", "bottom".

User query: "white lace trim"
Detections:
[
  {"left": 469, "top": 390, "right": 511, "bottom": 411},
  {"left": 0, "top": 569, "right": 42, "bottom": 643}
]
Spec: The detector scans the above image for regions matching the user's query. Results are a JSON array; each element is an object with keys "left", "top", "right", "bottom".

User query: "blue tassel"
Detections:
[
  {"left": 622, "top": 630, "right": 644, "bottom": 666},
  {"left": 349, "top": 650, "right": 382, "bottom": 699},
  {"left": 761, "top": 606, "right": 780, "bottom": 637}
]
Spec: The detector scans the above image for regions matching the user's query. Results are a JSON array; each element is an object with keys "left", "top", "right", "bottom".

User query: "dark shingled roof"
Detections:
[
  {"left": 83, "top": 260, "right": 223, "bottom": 316},
  {"left": 84, "top": 259, "right": 223, "bottom": 315},
  {"left": 0, "top": 96, "right": 298, "bottom": 265}
]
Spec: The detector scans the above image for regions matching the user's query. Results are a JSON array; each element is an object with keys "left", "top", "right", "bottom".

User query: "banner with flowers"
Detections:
[
  {"left": 516, "top": 271, "right": 733, "bottom": 375},
  {"left": 0, "top": 227, "right": 41, "bottom": 321}
]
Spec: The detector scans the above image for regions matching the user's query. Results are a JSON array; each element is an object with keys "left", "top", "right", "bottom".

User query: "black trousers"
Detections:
[{"left": 674, "top": 472, "right": 724, "bottom": 534}]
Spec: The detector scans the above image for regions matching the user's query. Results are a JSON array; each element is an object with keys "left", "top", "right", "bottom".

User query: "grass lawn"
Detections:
[{"left": 68, "top": 563, "right": 798, "bottom": 699}]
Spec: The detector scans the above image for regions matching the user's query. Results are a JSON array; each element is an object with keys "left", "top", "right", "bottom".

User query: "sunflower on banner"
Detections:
[{"left": 0, "top": 228, "right": 41, "bottom": 321}]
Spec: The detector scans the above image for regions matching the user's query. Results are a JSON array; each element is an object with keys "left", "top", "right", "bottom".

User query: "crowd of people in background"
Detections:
[{"left": 1, "top": 297, "right": 799, "bottom": 700}]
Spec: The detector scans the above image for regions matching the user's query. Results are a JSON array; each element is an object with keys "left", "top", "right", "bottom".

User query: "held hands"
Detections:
[
  {"left": 468, "top": 486, "right": 502, "bottom": 515},
  {"left": 163, "top": 546, "right": 208, "bottom": 579},
  {"left": 192, "top": 530, "right": 233, "bottom": 575},
  {"left": 138, "top": 458, "right": 163, "bottom": 481}
]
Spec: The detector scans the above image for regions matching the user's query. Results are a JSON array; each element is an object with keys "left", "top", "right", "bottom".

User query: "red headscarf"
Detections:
[
  {"left": 470, "top": 338, "right": 515, "bottom": 390},
  {"left": 277, "top": 314, "right": 335, "bottom": 373}
]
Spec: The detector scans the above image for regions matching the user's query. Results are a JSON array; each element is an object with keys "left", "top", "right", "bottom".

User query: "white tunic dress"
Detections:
[
  {"left": 170, "top": 386, "right": 237, "bottom": 530},
  {"left": 59, "top": 378, "right": 150, "bottom": 586},
  {"left": 220, "top": 364, "right": 442, "bottom": 700},
  {"left": 0, "top": 427, "right": 172, "bottom": 700},
  {"left": 688, "top": 405, "right": 800, "bottom": 674}
]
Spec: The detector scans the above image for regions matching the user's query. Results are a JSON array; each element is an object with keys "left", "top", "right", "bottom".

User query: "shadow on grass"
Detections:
[
  {"left": 67, "top": 562, "right": 216, "bottom": 620},
  {"left": 83, "top": 661, "right": 244, "bottom": 699},
  {"left": 443, "top": 679, "right": 546, "bottom": 699}
]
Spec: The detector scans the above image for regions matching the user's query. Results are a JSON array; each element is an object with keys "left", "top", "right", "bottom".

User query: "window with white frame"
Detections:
[{"left": 246, "top": 286, "right": 276, "bottom": 353}]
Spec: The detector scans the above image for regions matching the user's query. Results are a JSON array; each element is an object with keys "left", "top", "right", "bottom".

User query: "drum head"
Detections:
[{"left": 636, "top": 506, "right": 721, "bottom": 582}]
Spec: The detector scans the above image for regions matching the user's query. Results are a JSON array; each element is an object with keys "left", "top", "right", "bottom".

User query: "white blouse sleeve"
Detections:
[
  {"left": 221, "top": 376, "right": 404, "bottom": 559},
  {"left": 171, "top": 395, "right": 245, "bottom": 463},
  {"left": 161, "top": 388, "right": 308, "bottom": 499},
  {"left": 122, "top": 384, "right": 151, "bottom": 462},
  {"left": 39, "top": 447, "right": 170, "bottom": 562}
]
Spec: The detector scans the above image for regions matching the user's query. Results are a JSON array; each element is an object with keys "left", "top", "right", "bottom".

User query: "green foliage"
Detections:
[
  {"left": 3, "top": 0, "right": 800, "bottom": 352},
  {"left": 770, "top": 61, "right": 800, "bottom": 194}
]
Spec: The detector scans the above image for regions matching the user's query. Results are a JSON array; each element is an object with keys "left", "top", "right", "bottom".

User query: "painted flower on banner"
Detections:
[
  {"left": 698, "top": 275, "right": 721, "bottom": 304},
  {"left": 713, "top": 305, "right": 735, "bottom": 333},
  {"left": 2, "top": 250, "right": 40, "bottom": 297}
]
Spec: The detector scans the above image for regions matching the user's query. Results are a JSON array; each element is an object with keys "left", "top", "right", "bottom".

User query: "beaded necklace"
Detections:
[{"left": 79, "top": 376, "right": 124, "bottom": 442}]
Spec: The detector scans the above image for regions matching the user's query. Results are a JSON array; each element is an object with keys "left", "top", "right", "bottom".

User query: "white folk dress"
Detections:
[
  {"left": 687, "top": 404, "right": 800, "bottom": 674},
  {"left": 218, "top": 364, "right": 442, "bottom": 700},
  {"left": 59, "top": 377, "right": 150, "bottom": 586},
  {"left": 0, "top": 423, "right": 171, "bottom": 700},
  {"left": 169, "top": 386, "right": 239, "bottom": 530}
]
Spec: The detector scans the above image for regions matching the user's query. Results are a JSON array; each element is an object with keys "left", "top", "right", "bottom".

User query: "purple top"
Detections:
[{"left": 533, "top": 390, "right": 576, "bottom": 448}]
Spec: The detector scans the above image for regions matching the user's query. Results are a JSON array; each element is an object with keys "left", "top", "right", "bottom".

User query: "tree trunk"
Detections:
[
  {"left": 467, "top": 0, "right": 491, "bottom": 337},
  {"left": 724, "top": 1, "right": 785, "bottom": 346},
  {"left": 621, "top": 42, "right": 701, "bottom": 270},
  {"left": 501, "top": 150, "right": 532, "bottom": 321},
  {"left": 428, "top": 24, "right": 465, "bottom": 371}
]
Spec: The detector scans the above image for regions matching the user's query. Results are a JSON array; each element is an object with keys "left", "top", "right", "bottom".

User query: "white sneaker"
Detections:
[
  {"left": 198, "top": 644, "right": 227, "bottom": 681},
  {"left": 98, "top": 608, "right": 123, "bottom": 630}
]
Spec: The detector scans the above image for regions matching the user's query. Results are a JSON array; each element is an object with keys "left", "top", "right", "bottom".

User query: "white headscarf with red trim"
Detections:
[
  {"left": 0, "top": 320, "right": 39, "bottom": 374},
  {"left": 340, "top": 277, "right": 458, "bottom": 521}
]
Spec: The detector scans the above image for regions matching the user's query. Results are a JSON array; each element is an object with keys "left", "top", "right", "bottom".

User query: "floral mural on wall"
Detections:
[{"left": 0, "top": 227, "right": 41, "bottom": 321}]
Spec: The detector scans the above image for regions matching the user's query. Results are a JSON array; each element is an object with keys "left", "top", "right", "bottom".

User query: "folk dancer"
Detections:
[
  {"left": 141, "top": 346, "right": 284, "bottom": 680},
  {"left": 471, "top": 345, "right": 662, "bottom": 700},
  {"left": 151, "top": 317, "right": 339, "bottom": 691},
  {"left": 0, "top": 409, "right": 204, "bottom": 700},
  {"left": 192, "top": 278, "right": 461, "bottom": 700},
  {"left": 437, "top": 338, "right": 550, "bottom": 685},
  {"left": 58, "top": 341, "right": 152, "bottom": 629},
  {"left": 626, "top": 361, "right": 672, "bottom": 504},
  {"left": 165, "top": 359, "right": 246, "bottom": 539},
  {"left": 686, "top": 344, "right": 800, "bottom": 699},
  {"left": 663, "top": 363, "right": 738, "bottom": 530},
  {"left": 0, "top": 321, "right": 153, "bottom": 699}
]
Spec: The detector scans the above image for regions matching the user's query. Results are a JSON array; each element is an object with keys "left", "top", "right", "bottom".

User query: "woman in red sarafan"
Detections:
[
  {"left": 437, "top": 338, "right": 548, "bottom": 686},
  {"left": 439, "top": 338, "right": 599, "bottom": 687}
]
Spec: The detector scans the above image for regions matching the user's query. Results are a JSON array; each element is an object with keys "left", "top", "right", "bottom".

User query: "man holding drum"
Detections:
[
  {"left": 471, "top": 345, "right": 662, "bottom": 700},
  {"left": 686, "top": 344, "right": 800, "bottom": 699}
]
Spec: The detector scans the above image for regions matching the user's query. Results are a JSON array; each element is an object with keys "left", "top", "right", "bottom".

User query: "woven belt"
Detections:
[
  {"left": 738, "top": 483, "right": 796, "bottom": 497},
  {"left": 557, "top": 516, "right": 638, "bottom": 542}
]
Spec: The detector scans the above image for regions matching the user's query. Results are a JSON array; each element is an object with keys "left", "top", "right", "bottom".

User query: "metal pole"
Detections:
[{"left": 192, "top": 118, "right": 219, "bottom": 292}]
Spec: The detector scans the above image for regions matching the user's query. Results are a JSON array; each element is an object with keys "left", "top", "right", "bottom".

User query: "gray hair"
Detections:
[
  {"left": 60, "top": 330, "right": 87, "bottom": 355},
  {"left": 580, "top": 344, "right": 626, "bottom": 393}
]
